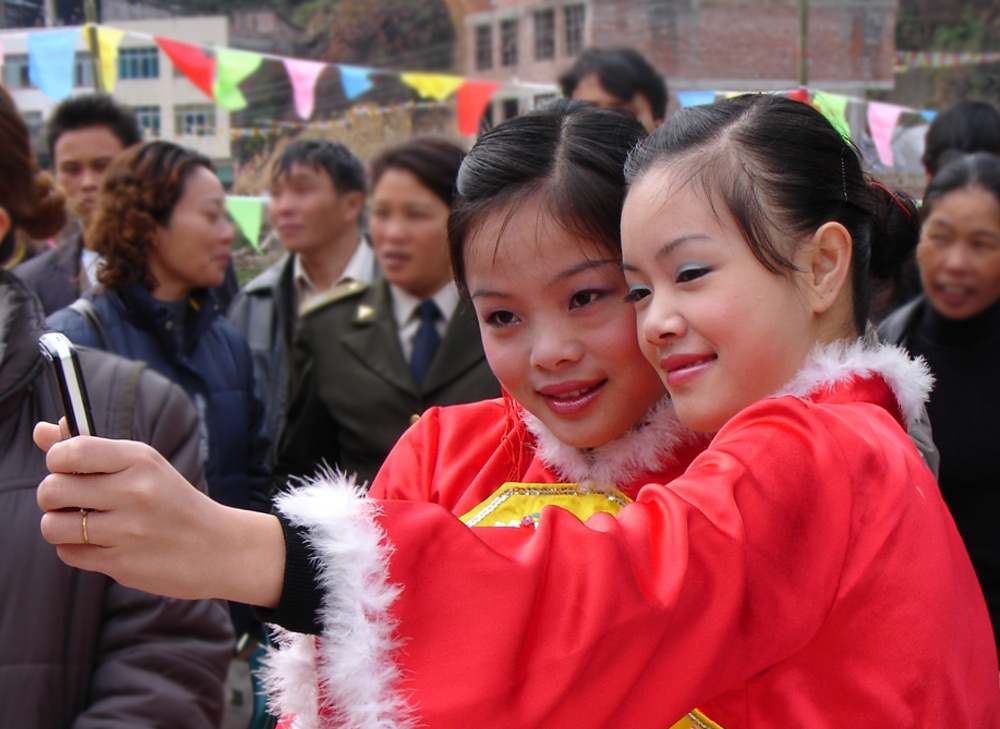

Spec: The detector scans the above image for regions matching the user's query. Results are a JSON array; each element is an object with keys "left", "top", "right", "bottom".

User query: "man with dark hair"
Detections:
[
  {"left": 228, "top": 139, "right": 376, "bottom": 457},
  {"left": 558, "top": 47, "right": 667, "bottom": 132},
  {"left": 922, "top": 99, "right": 1000, "bottom": 182},
  {"left": 13, "top": 94, "right": 141, "bottom": 314}
]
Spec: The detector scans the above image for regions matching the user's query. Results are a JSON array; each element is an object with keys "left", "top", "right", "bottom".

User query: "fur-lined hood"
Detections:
[{"left": 261, "top": 337, "right": 934, "bottom": 729}]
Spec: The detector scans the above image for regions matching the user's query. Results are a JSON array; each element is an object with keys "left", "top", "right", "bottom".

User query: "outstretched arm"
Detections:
[{"left": 35, "top": 421, "right": 286, "bottom": 608}]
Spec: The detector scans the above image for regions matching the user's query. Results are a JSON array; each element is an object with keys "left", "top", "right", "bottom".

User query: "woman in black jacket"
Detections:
[{"left": 878, "top": 151, "right": 1000, "bottom": 656}]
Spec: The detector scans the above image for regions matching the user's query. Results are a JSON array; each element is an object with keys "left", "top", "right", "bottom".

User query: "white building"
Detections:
[{"left": 1, "top": 15, "right": 233, "bottom": 175}]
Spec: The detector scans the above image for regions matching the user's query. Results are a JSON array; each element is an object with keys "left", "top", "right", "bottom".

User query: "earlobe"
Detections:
[
  {"left": 806, "top": 222, "right": 852, "bottom": 313},
  {"left": 0, "top": 206, "right": 11, "bottom": 240}
]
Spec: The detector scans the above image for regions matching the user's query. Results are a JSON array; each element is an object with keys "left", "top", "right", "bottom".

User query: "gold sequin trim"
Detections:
[{"left": 463, "top": 486, "right": 631, "bottom": 527}]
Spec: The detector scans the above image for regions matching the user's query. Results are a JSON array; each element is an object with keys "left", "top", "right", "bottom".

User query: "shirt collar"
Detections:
[
  {"left": 390, "top": 280, "right": 460, "bottom": 327},
  {"left": 293, "top": 236, "right": 376, "bottom": 307}
]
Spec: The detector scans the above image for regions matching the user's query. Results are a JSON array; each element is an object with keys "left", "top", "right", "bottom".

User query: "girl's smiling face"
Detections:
[
  {"left": 465, "top": 196, "right": 666, "bottom": 449},
  {"left": 621, "top": 167, "right": 817, "bottom": 433}
]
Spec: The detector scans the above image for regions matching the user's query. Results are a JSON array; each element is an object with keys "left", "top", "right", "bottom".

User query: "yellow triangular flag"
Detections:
[
  {"left": 400, "top": 73, "right": 464, "bottom": 101},
  {"left": 84, "top": 25, "right": 125, "bottom": 93}
]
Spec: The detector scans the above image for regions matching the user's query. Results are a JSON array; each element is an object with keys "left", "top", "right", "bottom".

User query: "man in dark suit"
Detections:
[{"left": 274, "top": 277, "right": 499, "bottom": 488}]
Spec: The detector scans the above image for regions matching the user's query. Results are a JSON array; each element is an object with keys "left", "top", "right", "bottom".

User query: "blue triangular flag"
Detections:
[
  {"left": 919, "top": 110, "right": 938, "bottom": 123},
  {"left": 29, "top": 29, "right": 79, "bottom": 100},
  {"left": 677, "top": 91, "right": 716, "bottom": 108},
  {"left": 338, "top": 65, "right": 373, "bottom": 100}
]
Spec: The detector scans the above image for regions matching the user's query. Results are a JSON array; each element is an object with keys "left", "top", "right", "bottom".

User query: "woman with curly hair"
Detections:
[{"left": 47, "top": 140, "right": 271, "bottom": 516}]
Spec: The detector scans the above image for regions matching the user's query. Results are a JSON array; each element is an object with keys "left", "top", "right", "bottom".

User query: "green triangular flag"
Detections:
[
  {"left": 214, "top": 49, "right": 263, "bottom": 111},
  {"left": 812, "top": 91, "right": 851, "bottom": 141},
  {"left": 225, "top": 197, "right": 263, "bottom": 251}
]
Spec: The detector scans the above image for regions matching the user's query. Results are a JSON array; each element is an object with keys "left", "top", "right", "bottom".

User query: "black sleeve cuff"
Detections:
[{"left": 254, "top": 511, "right": 323, "bottom": 634}]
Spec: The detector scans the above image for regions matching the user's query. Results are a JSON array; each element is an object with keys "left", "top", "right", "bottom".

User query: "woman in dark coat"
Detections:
[{"left": 48, "top": 140, "right": 271, "bottom": 515}]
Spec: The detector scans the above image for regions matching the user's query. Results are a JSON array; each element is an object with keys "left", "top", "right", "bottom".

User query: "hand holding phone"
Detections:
[{"left": 38, "top": 332, "right": 95, "bottom": 437}]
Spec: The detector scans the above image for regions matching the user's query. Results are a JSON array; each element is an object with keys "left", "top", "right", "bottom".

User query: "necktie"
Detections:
[{"left": 409, "top": 299, "right": 441, "bottom": 386}]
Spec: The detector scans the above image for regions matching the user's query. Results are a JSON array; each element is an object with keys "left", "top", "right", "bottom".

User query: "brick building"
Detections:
[{"left": 465, "top": 0, "right": 898, "bottom": 118}]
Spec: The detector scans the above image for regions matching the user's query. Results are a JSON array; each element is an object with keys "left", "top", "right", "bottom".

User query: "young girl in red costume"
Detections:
[{"left": 36, "top": 97, "right": 998, "bottom": 728}]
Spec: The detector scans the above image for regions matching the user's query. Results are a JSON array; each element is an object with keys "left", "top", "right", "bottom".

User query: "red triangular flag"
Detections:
[
  {"left": 786, "top": 87, "right": 811, "bottom": 104},
  {"left": 156, "top": 36, "right": 216, "bottom": 99},
  {"left": 455, "top": 79, "right": 501, "bottom": 135}
]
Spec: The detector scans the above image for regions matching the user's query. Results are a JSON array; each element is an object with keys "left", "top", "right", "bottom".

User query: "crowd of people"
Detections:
[{"left": 1, "top": 43, "right": 999, "bottom": 729}]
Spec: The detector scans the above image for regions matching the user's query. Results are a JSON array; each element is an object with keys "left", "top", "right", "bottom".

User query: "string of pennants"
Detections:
[
  {"left": 894, "top": 50, "right": 1000, "bottom": 72},
  {"left": 676, "top": 87, "right": 937, "bottom": 170},
  {"left": 2, "top": 24, "right": 557, "bottom": 135}
]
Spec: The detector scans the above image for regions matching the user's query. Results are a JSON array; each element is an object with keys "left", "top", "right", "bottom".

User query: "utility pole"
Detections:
[
  {"left": 798, "top": 0, "right": 809, "bottom": 87},
  {"left": 85, "top": 0, "right": 104, "bottom": 92}
]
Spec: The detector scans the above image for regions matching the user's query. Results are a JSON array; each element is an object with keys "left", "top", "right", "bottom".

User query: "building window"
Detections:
[
  {"left": 475, "top": 25, "right": 493, "bottom": 70},
  {"left": 564, "top": 4, "right": 586, "bottom": 57},
  {"left": 119, "top": 47, "right": 160, "bottom": 80},
  {"left": 175, "top": 103, "right": 216, "bottom": 136},
  {"left": 534, "top": 10, "right": 555, "bottom": 61},
  {"left": 2, "top": 54, "right": 31, "bottom": 89},
  {"left": 501, "top": 19, "right": 518, "bottom": 67},
  {"left": 74, "top": 53, "right": 94, "bottom": 88},
  {"left": 502, "top": 97, "right": 519, "bottom": 120},
  {"left": 133, "top": 105, "right": 161, "bottom": 137}
]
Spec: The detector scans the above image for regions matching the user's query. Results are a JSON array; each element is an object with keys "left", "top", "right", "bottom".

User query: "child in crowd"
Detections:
[{"left": 36, "top": 97, "right": 998, "bottom": 728}]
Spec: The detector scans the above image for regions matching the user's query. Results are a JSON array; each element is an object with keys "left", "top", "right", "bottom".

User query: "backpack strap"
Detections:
[
  {"left": 116, "top": 361, "right": 147, "bottom": 439},
  {"left": 68, "top": 297, "right": 115, "bottom": 354}
]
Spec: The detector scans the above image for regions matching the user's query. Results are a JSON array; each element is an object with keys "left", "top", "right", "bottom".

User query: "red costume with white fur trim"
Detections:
[{"left": 264, "top": 341, "right": 999, "bottom": 729}]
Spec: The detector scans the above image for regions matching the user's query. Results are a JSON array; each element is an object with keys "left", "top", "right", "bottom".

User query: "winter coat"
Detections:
[
  {"left": 0, "top": 270, "right": 234, "bottom": 728},
  {"left": 47, "top": 282, "right": 271, "bottom": 512},
  {"left": 264, "top": 340, "right": 998, "bottom": 729}
]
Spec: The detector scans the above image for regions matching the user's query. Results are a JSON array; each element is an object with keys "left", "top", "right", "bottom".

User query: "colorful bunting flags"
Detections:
[
  {"left": 283, "top": 58, "right": 327, "bottom": 119},
  {"left": 28, "top": 30, "right": 78, "bottom": 100},
  {"left": 400, "top": 73, "right": 465, "bottom": 101},
  {"left": 214, "top": 48, "right": 263, "bottom": 111},
  {"left": 338, "top": 65, "right": 374, "bottom": 100},
  {"left": 156, "top": 36, "right": 216, "bottom": 98},
  {"left": 868, "top": 101, "right": 905, "bottom": 167},
  {"left": 895, "top": 50, "right": 1000, "bottom": 72},
  {"left": 677, "top": 91, "right": 716, "bottom": 108},
  {"left": 812, "top": 91, "right": 851, "bottom": 141},
  {"left": 85, "top": 25, "right": 125, "bottom": 93},
  {"left": 225, "top": 196, "right": 264, "bottom": 251},
  {"left": 455, "top": 80, "right": 500, "bottom": 135}
]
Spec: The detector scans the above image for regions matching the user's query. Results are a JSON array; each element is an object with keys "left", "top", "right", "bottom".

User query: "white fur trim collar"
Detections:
[
  {"left": 521, "top": 395, "right": 707, "bottom": 487},
  {"left": 261, "top": 471, "right": 414, "bottom": 729},
  {"left": 773, "top": 338, "right": 933, "bottom": 429}
]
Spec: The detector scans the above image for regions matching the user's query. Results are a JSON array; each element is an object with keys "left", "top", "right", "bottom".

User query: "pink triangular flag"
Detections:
[
  {"left": 283, "top": 58, "right": 328, "bottom": 120},
  {"left": 867, "top": 101, "right": 904, "bottom": 167}
]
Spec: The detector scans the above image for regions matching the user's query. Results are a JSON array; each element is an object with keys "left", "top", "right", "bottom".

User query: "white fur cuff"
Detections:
[{"left": 262, "top": 471, "right": 412, "bottom": 729}]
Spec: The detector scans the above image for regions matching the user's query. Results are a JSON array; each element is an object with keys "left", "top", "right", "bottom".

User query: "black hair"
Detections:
[
  {"left": 45, "top": 93, "right": 142, "bottom": 159},
  {"left": 558, "top": 47, "right": 667, "bottom": 122},
  {"left": 448, "top": 99, "right": 647, "bottom": 298},
  {"left": 922, "top": 100, "right": 1000, "bottom": 176},
  {"left": 624, "top": 93, "right": 920, "bottom": 334},
  {"left": 922, "top": 152, "right": 1000, "bottom": 219},
  {"left": 369, "top": 136, "right": 465, "bottom": 207},
  {"left": 272, "top": 138, "right": 366, "bottom": 195}
]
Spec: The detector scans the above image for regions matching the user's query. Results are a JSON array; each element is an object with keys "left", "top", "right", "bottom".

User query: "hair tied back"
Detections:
[{"left": 870, "top": 181, "right": 914, "bottom": 218}]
